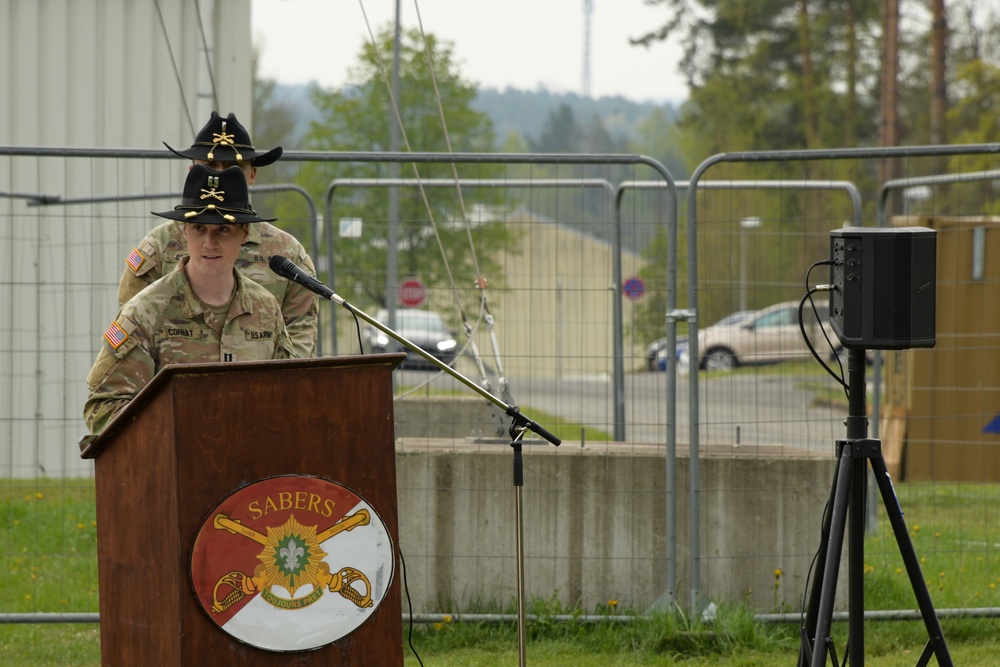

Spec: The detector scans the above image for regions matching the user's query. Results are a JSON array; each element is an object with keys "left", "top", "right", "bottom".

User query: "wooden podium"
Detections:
[{"left": 80, "top": 355, "right": 405, "bottom": 666}]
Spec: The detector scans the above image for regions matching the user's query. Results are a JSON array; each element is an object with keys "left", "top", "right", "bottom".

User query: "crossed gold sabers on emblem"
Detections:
[{"left": 210, "top": 509, "right": 374, "bottom": 613}]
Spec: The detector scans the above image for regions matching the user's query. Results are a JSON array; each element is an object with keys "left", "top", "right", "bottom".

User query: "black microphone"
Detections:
[{"left": 268, "top": 255, "right": 337, "bottom": 301}]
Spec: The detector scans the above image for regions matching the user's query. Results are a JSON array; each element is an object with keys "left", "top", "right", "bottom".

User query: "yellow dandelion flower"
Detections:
[
  {"left": 774, "top": 569, "right": 783, "bottom": 578},
  {"left": 77, "top": 523, "right": 85, "bottom": 529},
  {"left": 896, "top": 568, "right": 902, "bottom": 575},
  {"left": 35, "top": 492, "right": 43, "bottom": 499},
  {"left": 913, "top": 525, "right": 920, "bottom": 531},
  {"left": 990, "top": 583, "right": 996, "bottom": 590},
  {"left": 608, "top": 599, "right": 619, "bottom": 608},
  {"left": 434, "top": 622, "right": 444, "bottom": 631},
  {"left": 443, "top": 615, "right": 452, "bottom": 623}
]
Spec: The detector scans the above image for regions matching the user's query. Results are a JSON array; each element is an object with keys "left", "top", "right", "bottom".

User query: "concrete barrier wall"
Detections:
[{"left": 394, "top": 438, "right": 842, "bottom": 614}]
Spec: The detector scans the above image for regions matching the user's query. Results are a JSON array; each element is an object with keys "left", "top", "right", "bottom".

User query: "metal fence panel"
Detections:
[{"left": 3, "top": 146, "right": 1000, "bottom": 625}]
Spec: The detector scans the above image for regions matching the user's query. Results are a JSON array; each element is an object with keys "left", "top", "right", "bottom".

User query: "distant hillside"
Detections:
[
  {"left": 265, "top": 82, "right": 684, "bottom": 254},
  {"left": 473, "top": 86, "right": 678, "bottom": 146},
  {"left": 271, "top": 83, "right": 323, "bottom": 148},
  {"left": 271, "top": 83, "right": 679, "bottom": 152}
]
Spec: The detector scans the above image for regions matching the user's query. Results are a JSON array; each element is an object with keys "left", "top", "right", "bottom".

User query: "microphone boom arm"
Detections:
[{"left": 278, "top": 263, "right": 560, "bottom": 446}]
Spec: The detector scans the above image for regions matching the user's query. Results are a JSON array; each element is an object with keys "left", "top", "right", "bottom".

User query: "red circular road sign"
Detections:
[{"left": 398, "top": 279, "right": 426, "bottom": 307}]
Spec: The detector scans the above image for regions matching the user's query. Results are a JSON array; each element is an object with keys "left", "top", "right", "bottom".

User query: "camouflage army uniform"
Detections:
[
  {"left": 86, "top": 258, "right": 296, "bottom": 433},
  {"left": 117, "top": 220, "right": 319, "bottom": 357}
]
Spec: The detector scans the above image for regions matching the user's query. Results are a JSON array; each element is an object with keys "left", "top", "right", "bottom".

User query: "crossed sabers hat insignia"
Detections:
[
  {"left": 208, "top": 121, "right": 240, "bottom": 162},
  {"left": 151, "top": 164, "right": 276, "bottom": 225}
]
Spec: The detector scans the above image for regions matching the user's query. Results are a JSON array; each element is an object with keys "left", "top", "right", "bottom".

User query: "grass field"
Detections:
[
  {"left": 3, "top": 478, "right": 999, "bottom": 665},
  {"left": 2, "top": 606, "right": 997, "bottom": 666}
]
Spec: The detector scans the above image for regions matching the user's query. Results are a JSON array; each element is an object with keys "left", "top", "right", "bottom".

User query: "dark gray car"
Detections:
[{"left": 367, "top": 308, "right": 458, "bottom": 369}]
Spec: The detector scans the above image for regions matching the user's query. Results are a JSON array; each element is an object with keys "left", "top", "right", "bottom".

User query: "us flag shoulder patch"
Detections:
[
  {"left": 103, "top": 321, "right": 128, "bottom": 349},
  {"left": 125, "top": 247, "right": 145, "bottom": 271}
]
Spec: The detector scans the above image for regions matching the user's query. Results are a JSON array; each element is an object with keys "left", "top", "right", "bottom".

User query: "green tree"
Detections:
[
  {"left": 530, "top": 104, "right": 584, "bottom": 153},
  {"left": 298, "top": 26, "right": 516, "bottom": 311},
  {"left": 943, "top": 59, "right": 1000, "bottom": 214},
  {"left": 628, "top": 107, "right": 688, "bottom": 179},
  {"left": 632, "top": 0, "right": 883, "bottom": 157}
]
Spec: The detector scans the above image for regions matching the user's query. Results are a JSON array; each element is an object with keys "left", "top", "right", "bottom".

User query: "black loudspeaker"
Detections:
[{"left": 829, "top": 227, "right": 937, "bottom": 350}]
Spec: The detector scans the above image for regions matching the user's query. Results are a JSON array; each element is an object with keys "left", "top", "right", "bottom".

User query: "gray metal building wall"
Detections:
[{"left": 1, "top": 0, "right": 252, "bottom": 476}]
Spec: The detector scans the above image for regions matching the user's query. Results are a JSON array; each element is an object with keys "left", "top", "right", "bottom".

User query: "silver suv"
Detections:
[{"left": 695, "top": 300, "right": 831, "bottom": 371}]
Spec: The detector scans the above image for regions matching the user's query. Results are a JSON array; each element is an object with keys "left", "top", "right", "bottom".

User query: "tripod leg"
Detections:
[
  {"left": 848, "top": 457, "right": 867, "bottom": 667},
  {"left": 869, "top": 454, "right": 954, "bottom": 667},
  {"left": 797, "top": 452, "right": 843, "bottom": 667},
  {"left": 809, "top": 446, "right": 855, "bottom": 667}
]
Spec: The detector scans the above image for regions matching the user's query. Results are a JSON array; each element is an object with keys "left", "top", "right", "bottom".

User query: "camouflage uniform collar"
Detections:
[
  {"left": 230, "top": 270, "right": 258, "bottom": 317},
  {"left": 174, "top": 258, "right": 253, "bottom": 322},
  {"left": 246, "top": 222, "right": 264, "bottom": 245}
]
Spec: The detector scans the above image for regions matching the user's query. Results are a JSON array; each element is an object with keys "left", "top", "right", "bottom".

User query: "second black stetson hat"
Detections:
[{"left": 164, "top": 111, "right": 283, "bottom": 167}]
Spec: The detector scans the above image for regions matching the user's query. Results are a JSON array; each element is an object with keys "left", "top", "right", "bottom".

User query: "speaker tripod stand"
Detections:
[{"left": 797, "top": 349, "right": 953, "bottom": 667}]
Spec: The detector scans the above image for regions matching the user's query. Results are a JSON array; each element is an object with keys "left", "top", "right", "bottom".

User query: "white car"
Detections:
[
  {"left": 696, "top": 301, "right": 832, "bottom": 371},
  {"left": 648, "top": 310, "right": 754, "bottom": 372}
]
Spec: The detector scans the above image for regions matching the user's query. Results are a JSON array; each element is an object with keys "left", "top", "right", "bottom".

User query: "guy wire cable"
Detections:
[
  {"left": 358, "top": 1, "right": 509, "bottom": 424},
  {"left": 358, "top": 1, "right": 466, "bottom": 317},
  {"left": 193, "top": 0, "right": 221, "bottom": 112},
  {"left": 412, "top": 0, "right": 514, "bottom": 406},
  {"left": 154, "top": 0, "right": 196, "bottom": 135}
]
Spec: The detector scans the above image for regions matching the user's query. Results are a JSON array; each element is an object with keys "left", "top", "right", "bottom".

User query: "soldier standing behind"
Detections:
[
  {"left": 117, "top": 111, "right": 319, "bottom": 357},
  {"left": 85, "top": 165, "right": 296, "bottom": 434}
]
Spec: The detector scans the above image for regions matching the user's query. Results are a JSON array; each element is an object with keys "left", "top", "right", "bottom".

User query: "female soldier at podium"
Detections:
[{"left": 84, "top": 164, "right": 296, "bottom": 434}]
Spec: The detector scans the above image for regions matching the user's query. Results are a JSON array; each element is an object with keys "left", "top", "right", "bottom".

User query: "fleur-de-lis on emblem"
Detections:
[{"left": 280, "top": 538, "right": 305, "bottom": 571}]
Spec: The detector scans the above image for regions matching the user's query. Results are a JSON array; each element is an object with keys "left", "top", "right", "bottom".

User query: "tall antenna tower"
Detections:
[{"left": 582, "top": 0, "right": 593, "bottom": 97}]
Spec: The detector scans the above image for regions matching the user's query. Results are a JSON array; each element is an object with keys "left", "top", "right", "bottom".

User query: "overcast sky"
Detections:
[{"left": 251, "top": 0, "right": 688, "bottom": 103}]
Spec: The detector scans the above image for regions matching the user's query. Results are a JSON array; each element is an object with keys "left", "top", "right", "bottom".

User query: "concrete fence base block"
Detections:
[{"left": 393, "top": 437, "right": 844, "bottom": 615}]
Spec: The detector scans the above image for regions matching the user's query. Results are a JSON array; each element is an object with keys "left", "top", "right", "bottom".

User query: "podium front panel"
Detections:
[{"left": 90, "top": 356, "right": 403, "bottom": 666}]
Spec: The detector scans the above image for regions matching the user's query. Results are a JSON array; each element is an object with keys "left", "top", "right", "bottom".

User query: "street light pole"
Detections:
[
  {"left": 902, "top": 185, "right": 932, "bottom": 216},
  {"left": 739, "top": 216, "right": 762, "bottom": 312}
]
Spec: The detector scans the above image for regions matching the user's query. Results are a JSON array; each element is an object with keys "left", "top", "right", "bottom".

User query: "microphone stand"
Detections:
[{"left": 297, "top": 275, "right": 560, "bottom": 667}]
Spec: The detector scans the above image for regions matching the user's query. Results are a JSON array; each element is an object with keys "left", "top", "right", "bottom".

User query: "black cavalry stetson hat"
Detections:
[
  {"left": 152, "top": 165, "right": 276, "bottom": 225},
  {"left": 163, "top": 111, "right": 283, "bottom": 166}
]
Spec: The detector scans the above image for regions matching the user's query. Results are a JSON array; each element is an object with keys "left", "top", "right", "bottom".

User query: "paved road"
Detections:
[{"left": 396, "top": 363, "right": 850, "bottom": 456}]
